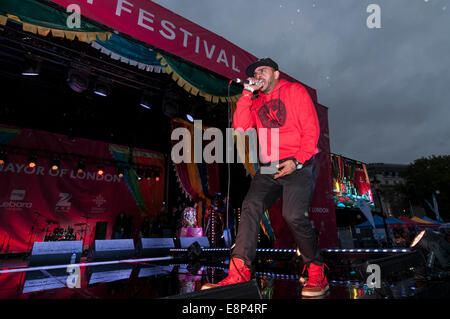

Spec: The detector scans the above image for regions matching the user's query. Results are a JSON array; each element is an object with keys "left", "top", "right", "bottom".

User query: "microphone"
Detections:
[{"left": 232, "top": 78, "right": 262, "bottom": 86}]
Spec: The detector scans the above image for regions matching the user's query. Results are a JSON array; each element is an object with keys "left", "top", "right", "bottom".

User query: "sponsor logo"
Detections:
[
  {"left": 10, "top": 189, "right": 25, "bottom": 201},
  {"left": 55, "top": 193, "right": 72, "bottom": 213},
  {"left": 1, "top": 189, "right": 32, "bottom": 210},
  {"left": 90, "top": 195, "right": 106, "bottom": 215},
  {"left": 93, "top": 195, "right": 106, "bottom": 207}
]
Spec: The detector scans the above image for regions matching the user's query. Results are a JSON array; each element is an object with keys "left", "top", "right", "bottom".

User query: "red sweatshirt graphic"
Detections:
[{"left": 233, "top": 79, "right": 320, "bottom": 164}]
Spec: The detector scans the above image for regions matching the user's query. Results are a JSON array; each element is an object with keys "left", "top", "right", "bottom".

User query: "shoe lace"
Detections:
[{"left": 307, "top": 263, "right": 329, "bottom": 285}]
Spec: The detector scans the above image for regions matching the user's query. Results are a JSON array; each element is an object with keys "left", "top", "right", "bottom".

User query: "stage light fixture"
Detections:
[
  {"left": 28, "top": 155, "right": 37, "bottom": 168},
  {"left": 0, "top": 149, "right": 6, "bottom": 165},
  {"left": 22, "top": 55, "right": 41, "bottom": 76},
  {"left": 145, "top": 170, "right": 152, "bottom": 181},
  {"left": 136, "top": 168, "right": 144, "bottom": 181},
  {"left": 410, "top": 229, "right": 450, "bottom": 269},
  {"left": 186, "top": 114, "right": 194, "bottom": 122},
  {"left": 76, "top": 161, "right": 85, "bottom": 173},
  {"left": 117, "top": 167, "right": 125, "bottom": 178},
  {"left": 93, "top": 78, "right": 111, "bottom": 97},
  {"left": 67, "top": 68, "right": 89, "bottom": 93},
  {"left": 50, "top": 158, "right": 60, "bottom": 171},
  {"left": 140, "top": 91, "right": 152, "bottom": 110},
  {"left": 97, "top": 166, "right": 104, "bottom": 176},
  {"left": 155, "top": 171, "right": 160, "bottom": 182},
  {"left": 162, "top": 90, "right": 180, "bottom": 118}
]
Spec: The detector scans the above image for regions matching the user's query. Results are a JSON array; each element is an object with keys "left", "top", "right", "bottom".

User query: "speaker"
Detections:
[
  {"left": 136, "top": 237, "right": 175, "bottom": 257},
  {"left": 88, "top": 239, "right": 135, "bottom": 261},
  {"left": 28, "top": 241, "right": 82, "bottom": 266},
  {"left": 86, "top": 263, "right": 134, "bottom": 285},
  {"left": 162, "top": 280, "right": 262, "bottom": 299},
  {"left": 180, "top": 237, "right": 210, "bottom": 249},
  {"left": 94, "top": 221, "right": 108, "bottom": 240},
  {"left": 23, "top": 269, "right": 70, "bottom": 293}
]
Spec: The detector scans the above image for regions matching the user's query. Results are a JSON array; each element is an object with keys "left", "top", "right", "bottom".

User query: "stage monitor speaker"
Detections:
[
  {"left": 23, "top": 268, "right": 70, "bottom": 293},
  {"left": 28, "top": 241, "right": 82, "bottom": 266},
  {"left": 94, "top": 221, "right": 108, "bottom": 240},
  {"left": 180, "top": 237, "right": 210, "bottom": 249},
  {"left": 162, "top": 280, "right": 262, "bottom": 299},
  {"left": 136, "top": 238, "right": 175, "bottom": 257},
  {"left": 88, "top": 239, "right": 135, "bottom": 261},
  {"left": 86, "top": 263, "right": 134, "bottom": 285}
]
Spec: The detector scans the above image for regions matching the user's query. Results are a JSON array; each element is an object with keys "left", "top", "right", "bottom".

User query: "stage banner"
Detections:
[
  {"left": 44, "top": 0, "right": 317, "bottom": 102},
  {"left": 46, "top": 0, "right": 255, "bottom": 80},
  {"left": 308, "top": 104, "right": 338, "bottom": 248},
  {"left": 0, "top": 124, "right": 165, "bottom": 253}
]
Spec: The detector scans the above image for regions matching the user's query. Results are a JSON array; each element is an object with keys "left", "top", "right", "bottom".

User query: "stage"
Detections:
[{"left": 1, "top": 247, "right": 448, "bottom": 300}]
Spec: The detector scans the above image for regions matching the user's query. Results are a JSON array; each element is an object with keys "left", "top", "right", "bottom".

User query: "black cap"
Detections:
[{"left": 245, "top": 58, "right": 279, "bottom": 77}]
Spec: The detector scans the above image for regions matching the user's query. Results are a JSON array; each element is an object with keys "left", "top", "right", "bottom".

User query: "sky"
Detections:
[{"left": 152, "top": 0, "right": 450, "bottom": 165}]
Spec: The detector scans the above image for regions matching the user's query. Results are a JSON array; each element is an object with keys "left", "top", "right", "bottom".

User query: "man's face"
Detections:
[{"left": 253, "top": 66, "right": 280, "bottom": 94}]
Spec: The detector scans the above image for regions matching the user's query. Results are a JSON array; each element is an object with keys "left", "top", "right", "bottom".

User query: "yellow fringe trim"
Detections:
[
  {"left": 157, "top": 53, "right": 241, "bottom": 103},
  {"left": 4, "top": 14, "right": 111, "bottom": 43},
  {"left": 0, "top": 14, "right": 7, "bottom": 26}
]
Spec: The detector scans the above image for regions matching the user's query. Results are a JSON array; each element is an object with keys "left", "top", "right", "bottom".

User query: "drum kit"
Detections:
[{"left": 42, "top": 219, "right": 88, "bottom": 242}]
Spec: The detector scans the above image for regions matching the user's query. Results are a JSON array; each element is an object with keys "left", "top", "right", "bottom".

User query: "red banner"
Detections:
[
  {"left": 309, "top": 104, "right": 338, "bottom": 248},
  {"left": 46, "top": 0, "right": 256, "bottom": 80},
  {"left": 0, "top": 124, "right": 165, "bottom": 253}
]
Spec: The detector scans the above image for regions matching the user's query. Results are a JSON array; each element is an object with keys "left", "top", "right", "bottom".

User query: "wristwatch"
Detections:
[{"left": 292, "top": 158, "right": 303, "bottom": 170}]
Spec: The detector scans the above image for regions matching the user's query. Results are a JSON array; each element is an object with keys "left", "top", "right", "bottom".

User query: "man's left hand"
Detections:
[{"left": 274, "top": 160, "right": 296, "bottom": 179}]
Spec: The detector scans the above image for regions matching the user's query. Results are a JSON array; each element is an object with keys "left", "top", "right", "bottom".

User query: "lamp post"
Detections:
[{"left": 372, "top": 178, "right": 393, "bottom": 247}]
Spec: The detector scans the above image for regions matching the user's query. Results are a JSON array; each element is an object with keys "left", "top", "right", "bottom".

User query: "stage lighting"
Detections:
[
  {"left": 410, "top": 229, "right": 450, "bottom": 269},
  {"left": 76, "top": 161, "right": 85, "bottom": 174},
  {"left": 94, "top": 78, "right": 111, "bottom": 97},
  {"left": 136, "top": 168, "right": 144, "bottom": 181},
  {"left": 145, "top": 170, "right": 152, "bottom": 181},
  {"left": 186, "top": 114, "right": 194, "bottom": 122},
  {"left": 50, "top": 158, "right": 60, "bottom": 171},
  {"left": 140, "top": 91, "right": 152, "bottom": 110},
  {"left": 22, "top": 55, "right": 41, "bottom": 76},
  {"left": 28, "top": 155, "right": 37, "bottom": 168},
  {"left": 117, "top": 167, "right": 125, "bottom": 178},
  {"left": 155, "top": 171, "right": 160, "bottom": 182},
  {"left": 0, "top": 149, "right": 6, "bottom": 165},
  {"left": 67, "top": 68, "right": 89, "bottom": 93},
  {"left": 97, "top": 166, "right": 104, "bottom": 176}
]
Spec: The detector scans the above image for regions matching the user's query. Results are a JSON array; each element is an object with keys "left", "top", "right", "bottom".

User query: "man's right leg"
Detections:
[
  {"left": 231, "top": 171, "right": 282, "bottom": 267},
  {"left": 201, "top": 171, "right": 281, "bottom": 289}
]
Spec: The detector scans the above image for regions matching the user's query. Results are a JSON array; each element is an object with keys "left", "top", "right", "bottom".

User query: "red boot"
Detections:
[
  {"left": 201, "top": 258, "right": 251, "bottom": 290},
  {"left": 301, "top": 263, "right": 329, "bottom": 297}
]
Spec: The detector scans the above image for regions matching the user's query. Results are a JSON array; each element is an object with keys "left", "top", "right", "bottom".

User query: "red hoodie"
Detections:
[{"left": 233, "top": 79, "right": 320, "bottom": 164}]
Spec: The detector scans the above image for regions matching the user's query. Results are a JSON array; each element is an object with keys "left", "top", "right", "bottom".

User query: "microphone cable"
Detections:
[
  {"left": 225, "top": 80, "right": 233, "bottom": 250},
  {"left": 225, "top": 81, "right": 247, "bottom": 283}
]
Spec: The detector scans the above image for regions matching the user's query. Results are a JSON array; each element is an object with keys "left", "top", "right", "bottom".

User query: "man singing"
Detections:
[{"left": 202, "top": 58, "right": 328, "bottom": 297}]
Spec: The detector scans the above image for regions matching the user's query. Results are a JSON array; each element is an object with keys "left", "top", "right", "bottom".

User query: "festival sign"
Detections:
[{"left": 47, "top": 0, "right": 256, "bottom": 80}]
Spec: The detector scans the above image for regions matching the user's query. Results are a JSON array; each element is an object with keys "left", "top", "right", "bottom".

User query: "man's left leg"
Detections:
[{"left": 280, "top": 158, "right": 329, "bottom": 297}]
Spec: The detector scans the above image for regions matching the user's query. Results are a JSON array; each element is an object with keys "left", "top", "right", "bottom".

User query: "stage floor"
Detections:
[{"left": 0, "top": 252, "right": 448, "bottom": 300}]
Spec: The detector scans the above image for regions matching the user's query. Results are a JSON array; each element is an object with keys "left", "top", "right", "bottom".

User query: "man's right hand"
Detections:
[{"left": 244, "top": 77, "right": 263, "bottom": 92}]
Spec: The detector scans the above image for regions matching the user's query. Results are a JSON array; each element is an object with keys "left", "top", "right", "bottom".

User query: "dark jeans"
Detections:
[{"left": 232, "top": 156, "right": 323, "bottom": 267}]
